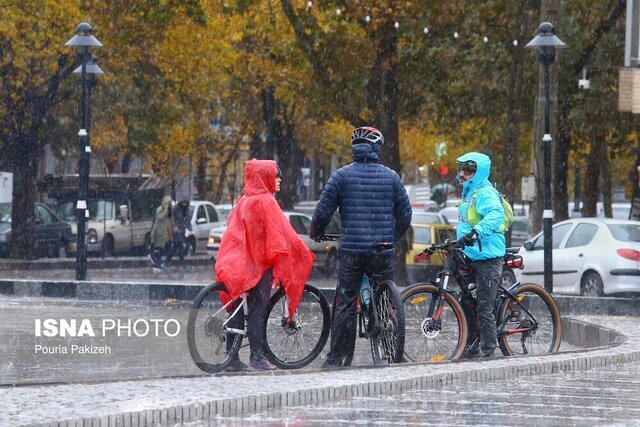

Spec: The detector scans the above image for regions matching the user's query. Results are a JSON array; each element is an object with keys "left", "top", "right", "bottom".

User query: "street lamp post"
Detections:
[
  {"left": 65, "top": 23, "right": 104, "bottom": 280},
  {"left": 526, "top": 22, "right": 566, "bottom": 293}
]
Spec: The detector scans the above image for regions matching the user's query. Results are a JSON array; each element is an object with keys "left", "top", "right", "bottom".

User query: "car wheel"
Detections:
[
  {"left": 101, "top": 235, "right": 115, "bottom": 258},
  {"left": 501, "top": 268, "right": 516, "bottom": 287},
  {"left": 325, "top": 250, "right": 338, "bottom": 279},
  {"left": 581, "top": 272, "right": 604, "bottom": 297}
]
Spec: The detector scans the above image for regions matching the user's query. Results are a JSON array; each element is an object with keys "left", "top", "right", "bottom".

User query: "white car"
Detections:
[
  {"left": 515, "top": 217, "right": 640, "bottom": 297},
  {"left": 207, "top": 211, "right": 340, "bottom": 277},
  {"left": 412, "top": 211, "right": 449, "bottom": 225},
  {"left": 439, "top": 206, "right": 459, "bottom": 229},
  {"left": 187, "top": 201, "right": 226, "bottom": 254}
]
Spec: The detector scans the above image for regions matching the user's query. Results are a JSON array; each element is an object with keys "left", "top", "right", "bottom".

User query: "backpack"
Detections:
[{"left": 467, "top": 188, "right": 514, "bottom": 233}]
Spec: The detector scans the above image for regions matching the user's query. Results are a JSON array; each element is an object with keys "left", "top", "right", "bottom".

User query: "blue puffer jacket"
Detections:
[
  {"left": 310, "top": 142, "right": 412, "bottom": 256},
  {"left": 456, "top": 152, "right": 506, "bottom": 261}
]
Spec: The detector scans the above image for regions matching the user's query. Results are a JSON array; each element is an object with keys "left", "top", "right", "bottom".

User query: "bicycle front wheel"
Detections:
[
  {"left": 497, "top": 283, "right": 562, "bottom": 356},
  {"left": 401, "top": 283, "right": 467, "bottom": 362},
  {"left": 264, "top": 284, "right": 331, "bottom": 369},
  {"left": 370, "top": 280, "right": 405, "bottom": 364},
  {"left": 187, "top": 282, "right": 244, "bottom": 373}
]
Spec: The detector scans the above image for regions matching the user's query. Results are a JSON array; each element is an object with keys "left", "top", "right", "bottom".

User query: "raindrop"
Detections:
[
  {"left": 483, "top": 36, "right": 488, "bottom": 43},
  {"left": 394, "top": 22, "right": 400, "bottom": 29},
  {"left": 513, "top": 39, "right": 519, "bottom": 46},
  {"left": 453, "top": 32, "right": 459, "bottom": 39},
  {"left": 365, "top": 15, "right": 371, "bottom": 23},
  {"left": 336, "top": 8, "right": 341, "bottom": 15},
  {"left": 423, "top": 27, "right": 429, "bottom": 34}
]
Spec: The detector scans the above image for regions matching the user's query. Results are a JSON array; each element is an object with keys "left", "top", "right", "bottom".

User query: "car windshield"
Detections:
[
  {"left": 0, "top": 203, "right": 11, "bottom": 223},
  {"left": 412, "top": 212, "right": 444, "bottom": 224},
  {"left": 56, "top": 200, "right": 114, "bottom": 221},
  {"left": 413, "top": 226, "right": 432, "bottom": 245},
  {"left": 608, "top": 223, "right": 640, "bottom": 242}
]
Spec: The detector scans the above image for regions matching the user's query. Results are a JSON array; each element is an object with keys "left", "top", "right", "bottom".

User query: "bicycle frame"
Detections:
[{"left": 222, "top": 292, "right": 248, "bottom": 337}]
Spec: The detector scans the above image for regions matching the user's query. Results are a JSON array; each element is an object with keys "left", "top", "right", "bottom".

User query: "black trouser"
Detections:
[
  {"left": 150, "top": 242, "right": 172, "bottom": 266},
  {"left": 165, "top": 239, "right": 186, "bottom": 266},
  {"left": 227, "top": 269, "right": 272, "bottom": 361},
  {"left": 459, "top": 257, "right": 502, "bottom": 356},
  {"left": 326, "top": 254, "right": 394, "bottom": 366}
]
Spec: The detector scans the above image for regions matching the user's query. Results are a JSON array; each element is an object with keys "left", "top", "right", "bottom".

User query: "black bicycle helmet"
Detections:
[{"left": 351, "top": 126, "right": 385, "bottom": 145}]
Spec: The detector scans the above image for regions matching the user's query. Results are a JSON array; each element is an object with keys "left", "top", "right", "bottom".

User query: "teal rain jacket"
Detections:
[{"left": 456, "top": 152, "right": 506, "bottom": 261}]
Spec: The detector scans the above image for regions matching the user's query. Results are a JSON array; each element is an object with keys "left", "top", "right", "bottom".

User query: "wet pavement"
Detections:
[{"left": 2, "top": 314, "right": 640, "bottom": 426}]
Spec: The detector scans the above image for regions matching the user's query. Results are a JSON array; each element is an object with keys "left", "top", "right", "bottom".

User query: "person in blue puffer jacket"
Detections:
[
  {"left": 310, "top": 126, "right": 412, "bottom": 368},
  {"left": 456, "top": 152, "right": 506, "bottom": 358}
]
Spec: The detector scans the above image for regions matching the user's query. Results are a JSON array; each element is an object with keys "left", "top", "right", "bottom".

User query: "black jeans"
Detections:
[
  {"left": 226, "top": 269, "right": 272, "bottom": 361},
  {"left": 165, "top": 240, "right": 187, "bottom": 266},
  {"left": 460, "top": 257, "right": 502, "bottom": 356},
  {"left": 326, "top": 253, "right": 394, "bottom": 366}
]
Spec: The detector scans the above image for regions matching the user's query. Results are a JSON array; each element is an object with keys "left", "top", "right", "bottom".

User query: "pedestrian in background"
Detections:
[
  {"left": 164, "top": 194, "right": 192, "bottom": 271},
  {"left": 149, "top": 195, "right": 174, "bottom": 270}
]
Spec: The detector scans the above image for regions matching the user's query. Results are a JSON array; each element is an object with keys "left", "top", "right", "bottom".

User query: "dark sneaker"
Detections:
[
  {"left": 148, "top": 254, "right": 161, "bottom": 268},
  {"left": 226, "top": 357, "right": 249, "bottom": 372},
  {"left": 322, "top": 359, "right": 342, "bottom": 369},
  {"left": 481, "top": 351, "right": 495, "bottom": 358},
  {"left": 249, "top": 356, "right": 276, "bottom": 371}
]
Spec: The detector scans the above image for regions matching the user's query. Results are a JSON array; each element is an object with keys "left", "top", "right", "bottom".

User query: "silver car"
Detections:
[
  {"left": 515, "top": 218, "right": 640, "bottom": 296},
  {"left": 207, "top": 211, "right": 340, "bottom": 277}
]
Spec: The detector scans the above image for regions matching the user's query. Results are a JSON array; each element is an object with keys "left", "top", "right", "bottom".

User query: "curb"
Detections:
[{"left": 6, "top": 315, "right": 640, "bottom": 426}]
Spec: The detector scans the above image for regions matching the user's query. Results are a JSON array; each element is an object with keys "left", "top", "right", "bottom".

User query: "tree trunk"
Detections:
[
  {"left": 501, "top": 0, "right": 528, "bottom": 246},
  {"left": 601, "top": 140, "right": 612, "bottom": 218},
  {"left": 582, "top": 137, "right": 603, "bottom": 217},
  {"left": 367, "top": 19, "right": 400, "bottom": 175},
  {"left": 8, "top": 134, "right": 39, "bottom": 259}
]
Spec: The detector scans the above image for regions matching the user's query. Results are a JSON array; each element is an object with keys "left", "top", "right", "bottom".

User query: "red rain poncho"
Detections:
[{"left": 215, "top": 159, "right": 315, "bottom": 315}]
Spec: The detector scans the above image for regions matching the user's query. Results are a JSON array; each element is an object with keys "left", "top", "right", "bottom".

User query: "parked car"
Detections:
[
  {"left": 412, "top": 211, "right": 449, "bottom": 225},
  {"left": 0, "top": 202, "right": 75, "bottom": 258},
  {"left": 187, "top": 201, "right": 226, "bottom": 254},
  {"left": 439, "top": 206, "right": 459, "bottom": 229},
  {"left": 405, "top": 222, "right": 457, "bottom": 283},
  {"left": 53, "top": 190, "right": 162, "bottom": 257},
  {"left": 207, "top": 211, "right": 341, "bottom": 277},
  {"left": 515, "top": 217, "right": 640, "bottom": 297}
]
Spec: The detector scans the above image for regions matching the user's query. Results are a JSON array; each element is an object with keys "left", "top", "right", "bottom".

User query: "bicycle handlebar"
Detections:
[{"left": 419, "top": 239, "right": 465, "bottom": 255}]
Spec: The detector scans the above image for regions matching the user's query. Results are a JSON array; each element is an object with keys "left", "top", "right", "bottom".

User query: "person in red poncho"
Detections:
[{"left": 215, "top": 159, "right": 315, "bottom": 371}]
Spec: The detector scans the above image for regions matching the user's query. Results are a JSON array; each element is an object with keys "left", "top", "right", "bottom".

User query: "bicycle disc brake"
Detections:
[{"left": 421, "top": 317, "right": 441, "bottom": 339}]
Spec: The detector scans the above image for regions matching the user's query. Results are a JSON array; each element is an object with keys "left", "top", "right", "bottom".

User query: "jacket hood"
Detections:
[
  {"left": 161, "top": 196, "right": 172, "bottom": 205},
  {"left": 456, "top": 152, "right": 492, "bottom": 197},
  {"left": 244, "top": 159, "right": 277, "bottom": 196},
  {"left": 352, "top": 142, "right": 380, "bottom": 163}
]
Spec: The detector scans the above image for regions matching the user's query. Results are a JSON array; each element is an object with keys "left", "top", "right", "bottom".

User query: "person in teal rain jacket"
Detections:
[{"left": 455, "top": 152, "right": 505, "bottom": 358}]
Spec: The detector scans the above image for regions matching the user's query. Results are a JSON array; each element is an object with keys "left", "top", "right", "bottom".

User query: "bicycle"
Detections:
[
  {"left": 187, "top": 280, "right": 331, "bottom": 373},
  {"left": 401, "top": 239, "right": 562, "bottom": 363},
  {"left": 320, "top": 234, "right": 405, "bottom": 365}
]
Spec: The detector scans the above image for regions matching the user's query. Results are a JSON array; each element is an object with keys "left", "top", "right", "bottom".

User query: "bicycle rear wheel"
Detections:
[
  {"left": 264, "top": 284, "right": 331, "bottom": 369},
  {"left": 370, "top": 280, "right": 405, "bottom": 364},
  {"left": 497, "top": 283, "right": 562, "bottom": 356},
  {"left": 187, "top": 282, "right": 244, "bottom": 373},
  {"left": 401, "top": 283, "right": 467, "bottom": 362}
]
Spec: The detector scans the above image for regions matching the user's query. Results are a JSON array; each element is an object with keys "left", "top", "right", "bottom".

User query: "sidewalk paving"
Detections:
[{"left": 3, "top": 315, "right": 640, "bottom": 426}]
